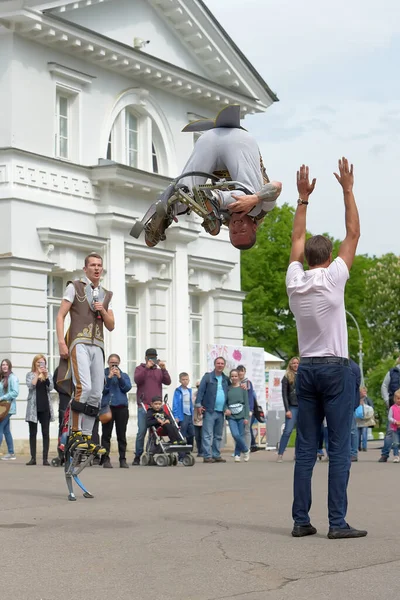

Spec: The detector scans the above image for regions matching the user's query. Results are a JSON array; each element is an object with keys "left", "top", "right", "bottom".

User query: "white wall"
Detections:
[
  {"left": 0, "top": 31, "right": 13, "bottom": 148},
  {"left": 61, "top": 0, "right": 209, "bottom": 78},
  {"left": 10, "top": 35, "right": 215, "bottom": 169}
]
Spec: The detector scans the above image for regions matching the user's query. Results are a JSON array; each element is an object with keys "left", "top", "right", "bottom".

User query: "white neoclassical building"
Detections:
[{"left": 0, "top": 0, "right": 277, "bottom": 446}]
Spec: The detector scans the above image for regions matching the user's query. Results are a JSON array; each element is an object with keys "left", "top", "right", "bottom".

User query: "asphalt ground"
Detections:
[{"left": 0, "top": 442, "right": 396, "bottom": 600}]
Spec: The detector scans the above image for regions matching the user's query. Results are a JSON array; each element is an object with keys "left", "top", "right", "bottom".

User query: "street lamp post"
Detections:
[{"left": 346, "top": 310, "right": 364, "bottom": 386}]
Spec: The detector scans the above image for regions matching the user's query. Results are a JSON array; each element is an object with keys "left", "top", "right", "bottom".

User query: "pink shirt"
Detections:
[
  {"left": 286, "top": 257, "right": 349, "bottom": 358},
  {"left": 389, "top": 404, "right": 400, "bottom": 431}
]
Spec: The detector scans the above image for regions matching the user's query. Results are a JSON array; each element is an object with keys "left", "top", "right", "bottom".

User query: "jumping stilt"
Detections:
[{"left": 63, "top": 433, "right": 103, "bottom": 501}]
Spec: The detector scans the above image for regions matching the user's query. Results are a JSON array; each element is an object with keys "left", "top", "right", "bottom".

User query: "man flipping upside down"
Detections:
[{"left": 133, "top": 105, "right": 282, "bottom": 250}]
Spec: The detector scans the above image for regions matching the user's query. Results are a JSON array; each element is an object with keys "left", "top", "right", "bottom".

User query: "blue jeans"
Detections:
[
  {"left": 202, "top": 411, "right": 224, "bottom": 459},
  {"left": 0, "top": 415, "right": 14, "bottom": 454},
  {"left": 135, "top": 406, "right": 147, "bottom": 457},
  {"left": 250, "top": 414, "right": 257, "bottom": 447},
  {"left": 350, "top": 416, "right": 358, "bottom": 458},
  {"left": 228, "top": 418, "right": 249, "bottom": 456},
  {"left": 278, "top": 406, "right": 299, "bottom": 455},
  {"left": 293, "top": 363, "right": 354, "bottom": 529},
  {"left": 358, "top": 427, "right": 368, "bottom": 450},
  {"left": 382, "top": 421, "right": 393, "bottom": 458},
  {"left": 179, "top": 414, "right": 195, "bottom": 460},
  {"left": 391, "top": 429, "right": 400, "bottom": 456}
]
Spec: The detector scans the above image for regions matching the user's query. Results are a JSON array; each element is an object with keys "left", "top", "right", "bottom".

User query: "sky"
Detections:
[{"left": 206, "top": 0, "right": 400, "bottom": 256}]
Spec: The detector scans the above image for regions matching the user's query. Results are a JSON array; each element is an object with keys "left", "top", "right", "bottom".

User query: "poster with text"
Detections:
[
  {"left": 207, "top": 344, "right": 266, "bottom": 410},
  {"left": 267, "top": 369, "right": 286, "bottom": 412}
]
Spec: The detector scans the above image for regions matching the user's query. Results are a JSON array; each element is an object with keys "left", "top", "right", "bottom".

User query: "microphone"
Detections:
[{"left": 92, "top": 288, "right": 102, "bottom": 320}]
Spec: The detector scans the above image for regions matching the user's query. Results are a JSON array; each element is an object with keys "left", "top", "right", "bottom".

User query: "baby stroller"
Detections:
[
  {"left": 141, "top": 395, "right": 195, "bottom": 467},
  {"left": 51, "top": 404, "right": 70, "bottom": 467}
]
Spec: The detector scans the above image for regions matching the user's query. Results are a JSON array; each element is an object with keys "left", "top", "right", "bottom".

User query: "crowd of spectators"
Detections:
[{"left": 2, "top": 350, "right": 400, "bottom": 467}]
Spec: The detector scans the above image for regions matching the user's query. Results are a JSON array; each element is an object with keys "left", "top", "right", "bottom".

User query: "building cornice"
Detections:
[
  {"left": 125, "top": 242, "right": 175, "bottom": 265},
  {"left": 48, "top": 61, "right": 96, "bottom": 85},
  {"left": 91, "top": 161, "right": 172, "bottom": 194},
  {"left": 0, "top": 253, "right": 55, "bottom": 273},
  {"left": 148, "top": 0, "right": 278, "bottom": 105},
  {"left": 211, "top": 288, "right": 247, "bottom": 302},
  {"left": 37, "top": 227, "right": 108, "bottom": 252},
  {"left": 188, "top": 255, "right": 235, "bottom": 276},
  {"left": 0, "top": 8, "right": 267, "bottom": 113}
]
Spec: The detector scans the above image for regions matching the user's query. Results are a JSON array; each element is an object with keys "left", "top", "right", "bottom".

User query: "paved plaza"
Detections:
[{"left": 1, "top": 442, "right": 397, "bottom": 600}]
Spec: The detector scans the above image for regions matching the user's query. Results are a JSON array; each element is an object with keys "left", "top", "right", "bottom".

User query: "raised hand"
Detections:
[
  {"left": 297, "top": 164, "right": 316, "bottom": 199},
  {"left": 334, "top": 157, "right": 354, "bottom": 192}
]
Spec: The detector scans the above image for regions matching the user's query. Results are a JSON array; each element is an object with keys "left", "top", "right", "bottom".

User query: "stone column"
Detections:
[
  {"left": 166, "top": 226, "right": 199, "bottom": 385},
  {"left": 0, "top": 255, "right": 53, "bottom": 449}
]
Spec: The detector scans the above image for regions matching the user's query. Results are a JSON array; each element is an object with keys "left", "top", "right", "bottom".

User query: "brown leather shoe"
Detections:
[
  {"left": 203, "top": 458, "right": 213, "bottom": 463},
  {"left": 212, "top": 457, "right": 226, "bottom": 463}
]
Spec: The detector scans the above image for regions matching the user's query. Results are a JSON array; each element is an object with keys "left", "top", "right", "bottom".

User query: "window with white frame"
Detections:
[
  {"left": 55, "top": 87, "right": 79, "bottom": 161},
  {"left": 190, "top": 295, "right": 202, "bottom": 382},
  {"left": 107, "top": 107, "right": 165, "bottom": 174},
  {"left": 56, "top": 93, "right": 69, "bottom": 159},
  {"left": 126, "top": 112, "right": 139, "bottom": 168},
  {"left": 152, "top": 142, "right": 159, "bottom": 174},
  {"left": 126, "top": 285, "right": 138, "bottom": 377},
  {"left": 47, "top": 275, "right": 67, "bottom": 374}
]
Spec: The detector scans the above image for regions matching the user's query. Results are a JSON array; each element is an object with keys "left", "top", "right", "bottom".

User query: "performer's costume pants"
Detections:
[
  {"left": 179, "top": 128, "right": 263, "bottom": 211},
  {"left": 71, "top": 344, "right": 104, "bottom": 435}
]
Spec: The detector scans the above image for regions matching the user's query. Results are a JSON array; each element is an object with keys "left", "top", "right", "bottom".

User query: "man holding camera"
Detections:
[
  {"left": 132, "top": 348, "right": 171, "bottom": 465},
  {"left": 100, "top": 354, "right": 132, "bottom": 469}
]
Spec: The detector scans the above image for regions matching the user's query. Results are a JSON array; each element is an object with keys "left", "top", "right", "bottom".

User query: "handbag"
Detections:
[
  {"left": 99, "top": 405, "right": 112, "bottom": 424},
  {"left": 354, "top": 405, "right": 364, "bottom": 419},
  {"left": 253, "top": 401, "right": 265, "bottom": 423},
  {"left": 0, "top": 401, "right": 11, "bottom": 423},
  {"left": 228, "top": 403, "right": 243, "bottom": 415}
]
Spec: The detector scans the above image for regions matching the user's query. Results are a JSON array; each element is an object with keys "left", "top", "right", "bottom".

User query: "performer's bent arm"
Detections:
[
  {"left": 227, "top": 181, "right": 282, "bottom": 215},
  {"left": 56, "top": 299, "right": 72, "bottom": 359},
  {"left": 289, "top": 165, "right": 316, "bottom": 264},
  {"left": 94, "top": 301, "right": 115, "bottom": 332}
]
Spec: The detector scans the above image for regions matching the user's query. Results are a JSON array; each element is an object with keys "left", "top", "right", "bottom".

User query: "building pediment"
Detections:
[{"left": 0, "top": 0, "right": 277, "bottom": 112}]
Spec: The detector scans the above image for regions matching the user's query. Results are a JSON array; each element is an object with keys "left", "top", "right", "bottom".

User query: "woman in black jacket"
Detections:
[{"left": 277, "top": 357, "right": 299, "bottom": 462}]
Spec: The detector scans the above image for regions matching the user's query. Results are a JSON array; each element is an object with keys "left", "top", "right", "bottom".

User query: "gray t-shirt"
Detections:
[{"left": 182, "top": 388, "right": 191, "bottom": 416}]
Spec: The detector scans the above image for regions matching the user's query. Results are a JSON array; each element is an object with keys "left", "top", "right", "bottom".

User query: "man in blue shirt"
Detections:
[{"left": 196, "top": 357, "right": 230, "bottom": 463}]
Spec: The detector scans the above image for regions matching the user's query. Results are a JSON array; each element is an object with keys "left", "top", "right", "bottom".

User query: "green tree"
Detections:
[
  {"left": 363, "top": 254, "right": 400, "bottom": 363},
  {"left": 241, "top": 204, "right": 298, "bottom": 358},
  {"left": 344, "top": 253, "right": 376, "bottom": 370},
  {"left": 365, "top": 356, "right": 397, "bottom": 426}
]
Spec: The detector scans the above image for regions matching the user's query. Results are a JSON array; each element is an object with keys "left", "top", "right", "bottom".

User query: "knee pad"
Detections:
[{"left": 71, "top": 400, "right": 99, "bottom": 417}]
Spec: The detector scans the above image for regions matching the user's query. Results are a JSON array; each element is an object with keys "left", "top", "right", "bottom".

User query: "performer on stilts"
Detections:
[
  {"left": 131, "top": 105, "right": 282, "bottom": 249},
  {"left": 56, "top": 252, "right": 114, "bottom": 500}
]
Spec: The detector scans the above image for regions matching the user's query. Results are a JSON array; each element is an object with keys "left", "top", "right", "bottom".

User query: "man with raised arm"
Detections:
[{"left": 286, "top": 158, "right": 366, "bottom": 539}]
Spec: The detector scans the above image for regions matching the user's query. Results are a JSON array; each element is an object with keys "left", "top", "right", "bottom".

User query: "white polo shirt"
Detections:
[{"left": 286, "top": 257, "right": 349, "bottom": 358}]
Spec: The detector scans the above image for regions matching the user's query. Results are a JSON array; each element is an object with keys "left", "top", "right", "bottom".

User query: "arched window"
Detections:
[{"left": 105, "top": 97, "right": 171, "bottom": 175}]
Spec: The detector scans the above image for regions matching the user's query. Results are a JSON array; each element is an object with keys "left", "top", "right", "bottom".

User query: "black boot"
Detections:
[
  {"left": 102, "top": 456, "right": 113, "bottom": 469},
  {"left": 26, "top": 458, "right": 36, "bottom": 466},
  {"left": 132, "top": 456, "right": 141, "bottom": 466},
  {"left": 119, "top": 458, "right": 129, "bottom": 469}
]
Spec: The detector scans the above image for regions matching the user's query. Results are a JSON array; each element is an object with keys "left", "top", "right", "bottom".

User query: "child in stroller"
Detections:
[{"left": 142, "top": 396, "right": 195, "bottom": 467}]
